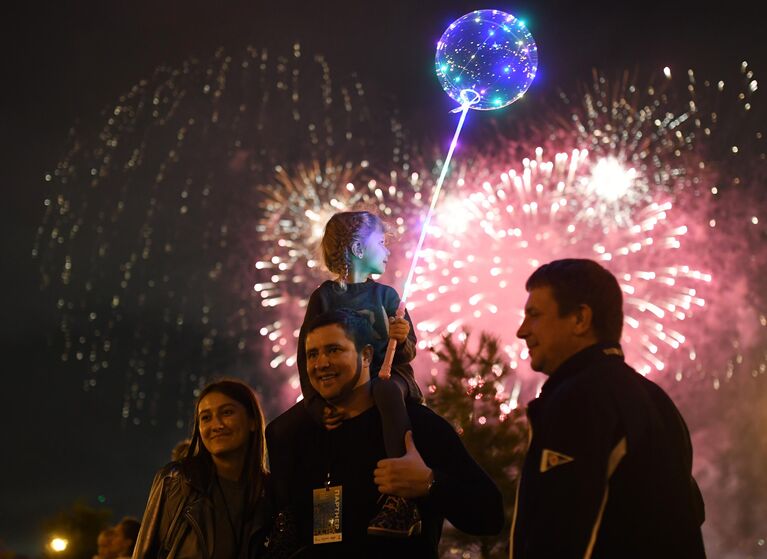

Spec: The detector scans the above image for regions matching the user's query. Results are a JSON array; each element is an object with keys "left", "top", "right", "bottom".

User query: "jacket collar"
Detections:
[
  {"left": 538, "top": 342, "right": 624, "bottom": 397},
  {"left": 179, "top": 455, "right": 215, "bottom": 493}
]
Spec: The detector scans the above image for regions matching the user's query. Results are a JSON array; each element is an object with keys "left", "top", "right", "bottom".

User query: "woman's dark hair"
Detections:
[{"left": 186, "top": 378, "right": 268, "bottom": 507}]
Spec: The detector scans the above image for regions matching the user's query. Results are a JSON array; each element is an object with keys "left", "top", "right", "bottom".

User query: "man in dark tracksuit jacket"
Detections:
[{"left": 510, "top": 259, "right": 705, "bottom": 558}]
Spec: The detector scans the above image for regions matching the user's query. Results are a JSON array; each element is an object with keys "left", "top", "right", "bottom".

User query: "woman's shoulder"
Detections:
[
  {"left": 155, "top": 460, "right": 183, "bottom": 478},
  {"left": 154, "top": 455, "right": 213, "bottom": 493},
  {"left": 147, "top": 461, "right": 186, "bottom": 496},
  {"left": 145, "top": 460, "right": 203, "bottom": 521}
]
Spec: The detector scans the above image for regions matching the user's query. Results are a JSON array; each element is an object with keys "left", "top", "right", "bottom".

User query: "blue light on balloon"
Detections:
[{"left": 435, "top": 9, "right": 538, "bottom": 111}]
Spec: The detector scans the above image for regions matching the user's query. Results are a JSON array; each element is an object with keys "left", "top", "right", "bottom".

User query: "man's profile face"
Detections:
[
  {"left": 516, "top": 286, "right": 582, "bottom": 375},
  {"left": 306, "top": 324, "right": 368, "bottom": 403}
]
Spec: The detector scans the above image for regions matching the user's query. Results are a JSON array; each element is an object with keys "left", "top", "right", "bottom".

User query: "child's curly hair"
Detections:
[{"left": 321, "top": 210, "right": 386, "bottom": 289}]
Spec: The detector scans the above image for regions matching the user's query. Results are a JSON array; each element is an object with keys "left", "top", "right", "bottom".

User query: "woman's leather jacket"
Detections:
[{"left": 131, "top": 457, "right": 270, "bottom": 559}]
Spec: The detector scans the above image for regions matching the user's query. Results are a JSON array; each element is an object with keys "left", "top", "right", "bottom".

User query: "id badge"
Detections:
[{"left": 313, "top": 485, "right": 342, "bottom": 544}]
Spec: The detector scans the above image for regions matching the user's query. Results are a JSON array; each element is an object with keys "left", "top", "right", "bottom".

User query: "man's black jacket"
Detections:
[{"left": 511, "top": 343, "right": 706, "bottom": 558}]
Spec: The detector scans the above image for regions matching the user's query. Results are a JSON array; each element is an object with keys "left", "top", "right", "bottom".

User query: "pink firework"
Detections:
[
  {"left": 251, "top": 159, "right": 432, "bottom": 400},
  {"left": 404, "top": 146, "right": 712, "bottom": 404}
]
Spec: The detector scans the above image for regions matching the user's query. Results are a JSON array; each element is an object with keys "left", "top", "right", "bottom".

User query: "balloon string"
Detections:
[
  {"left": 378, "top": 100, "right": 473, "bottom": 380},
  {"left": 400, "top": 100, "right": 472, "bottom": 305}
]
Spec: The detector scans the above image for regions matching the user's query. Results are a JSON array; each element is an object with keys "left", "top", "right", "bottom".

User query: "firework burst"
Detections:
[
  {"left": 250, "top": 64, "right": 767, "bottom": 404},
  {"left": 404, "top": 146, "right": 712, "bottom": 404},
  {"left": 33, "top": 43, "right": 408, "bottom": 422},
  {"left": 250, "top": 158, "right": 436, "bottom": 394},
  {"left": 33, "top": 48, "right": 766, "bottom": 421},
  {"left": 429, "top": 63, "right": 767, "bottom": 396}
]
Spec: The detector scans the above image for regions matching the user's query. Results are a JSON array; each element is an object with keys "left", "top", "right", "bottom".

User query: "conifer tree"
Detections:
[{"left": 427, "top": 332, "right": 529, "bottom": 559}]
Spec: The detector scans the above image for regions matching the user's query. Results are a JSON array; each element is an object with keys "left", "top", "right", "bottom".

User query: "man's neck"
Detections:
[{"left": 332, "top": 382, "right": 374, "bottom": 420}]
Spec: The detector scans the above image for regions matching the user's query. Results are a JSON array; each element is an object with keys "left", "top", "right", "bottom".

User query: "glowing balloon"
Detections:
[
  {"left": 436, "top": 9, "right": 538, "bottom": 110},
  {"left": 381, "top": 9, "right": 538, "bottom": 379}
]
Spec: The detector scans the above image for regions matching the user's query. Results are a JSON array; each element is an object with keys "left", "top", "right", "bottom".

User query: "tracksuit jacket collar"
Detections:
[{"left": 538, "top": 342, "right": 624, "bottom": 398}]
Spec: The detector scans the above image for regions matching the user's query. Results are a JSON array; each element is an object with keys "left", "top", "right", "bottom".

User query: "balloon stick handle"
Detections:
[{"left": 378, "top": 301, "right": 406, "bottom": 380}]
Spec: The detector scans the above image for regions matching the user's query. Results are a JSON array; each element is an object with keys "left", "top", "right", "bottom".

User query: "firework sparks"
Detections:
[
  {"left": 34, "top": 51, "right": 766, "bottom": 421},
  {"left": 251, "top": 158, "right": 434, "bottom": 394},
  {"left": 542, "top": 70, "right": 703, "bottom": 227},
  {"left": 403, "top": 146, "right": 712, "bottom": 403},
  {"left": 250, "top": 64, "right": 767, "bottom": 404},
  {"left": 33, "top": 44, "right": 407, "bottom": 423}
]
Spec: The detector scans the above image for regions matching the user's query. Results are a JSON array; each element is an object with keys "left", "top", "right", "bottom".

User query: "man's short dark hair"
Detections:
[
  {"left": 526, "top": 258, "right": 623, "bottom": 343},
  {"left": 305, "top": 308, "right": 375, "bottom": 351}
]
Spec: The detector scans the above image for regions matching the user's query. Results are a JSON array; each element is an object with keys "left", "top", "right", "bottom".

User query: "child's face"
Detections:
[{"left": 359, "top": 226, "right": 390, "bottom": 276}]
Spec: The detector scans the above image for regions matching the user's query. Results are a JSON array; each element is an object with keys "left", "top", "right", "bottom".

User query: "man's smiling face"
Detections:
[{"left": 306, "top": 323, "right": 370, "bottom": 403}]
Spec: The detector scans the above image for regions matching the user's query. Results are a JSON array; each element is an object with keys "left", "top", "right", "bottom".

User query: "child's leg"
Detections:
[
  {"left": 368, "top": 375, "right": 423, "bottom": 537},
  {"left": 371, "top": 375, "right": 412, "bottom": 458}
]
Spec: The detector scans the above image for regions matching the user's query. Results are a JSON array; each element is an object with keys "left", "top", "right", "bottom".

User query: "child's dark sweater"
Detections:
[{"left": 297, "top": 279, "right": 422, "bottom": 406}]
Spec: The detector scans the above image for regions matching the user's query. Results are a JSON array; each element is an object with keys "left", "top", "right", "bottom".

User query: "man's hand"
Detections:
[
  {"left": 374, "top": 431, "right": 433, "bottom": 498},
  {"left": 388, "top": 316, "right": 410, "bottom": 344}
]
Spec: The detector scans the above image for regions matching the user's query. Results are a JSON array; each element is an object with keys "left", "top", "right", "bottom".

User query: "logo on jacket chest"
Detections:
[{"left": 540, "top": 449, "right": 574, "bottom": 472}]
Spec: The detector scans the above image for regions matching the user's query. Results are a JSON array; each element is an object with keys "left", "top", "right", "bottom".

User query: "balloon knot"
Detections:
[{"left": 451, "top": 89, "right": 481, "bottom": 113}]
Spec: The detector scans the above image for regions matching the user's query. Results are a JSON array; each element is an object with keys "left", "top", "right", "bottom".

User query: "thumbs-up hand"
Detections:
[{"left": 373, "top": 431, "right": 434, "bottom": 498}]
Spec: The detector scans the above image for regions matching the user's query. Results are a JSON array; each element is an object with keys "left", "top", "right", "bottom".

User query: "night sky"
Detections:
[{"left": 2, "top": 0, "right": 765, "bottom": 555}]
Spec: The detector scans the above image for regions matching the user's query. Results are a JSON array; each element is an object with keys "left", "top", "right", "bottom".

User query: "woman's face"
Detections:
[{"left": 197, "top": 391, "right": 255, "bottom": 458}]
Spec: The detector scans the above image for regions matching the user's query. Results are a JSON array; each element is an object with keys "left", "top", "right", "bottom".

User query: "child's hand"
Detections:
[
  {"left": 388, "top": 316, "right": 410, "bottom": 344},
  {"left": 323, "top": 405, "right": 345, "bottom": 430}
]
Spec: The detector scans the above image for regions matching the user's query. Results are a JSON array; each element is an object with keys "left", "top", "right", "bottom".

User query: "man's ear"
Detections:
[
  {"left": 351, "top": 241, "right": 364, "bottom": 259},
  {"left": 572, "top": 304, "right": 594, "bottom": 336},
  {"left": 361, "top": 344, "right": 373, "bottom": 366}
]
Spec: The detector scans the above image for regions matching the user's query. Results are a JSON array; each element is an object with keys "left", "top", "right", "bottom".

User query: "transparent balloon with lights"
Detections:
[{"left": 435, "top": 9, "right": 538, "bottom": 111}]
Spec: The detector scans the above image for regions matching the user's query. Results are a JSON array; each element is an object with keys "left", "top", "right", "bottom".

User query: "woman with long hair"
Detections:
[{"left": 132, "top": 379, "right": 271, "bottom": 558}]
